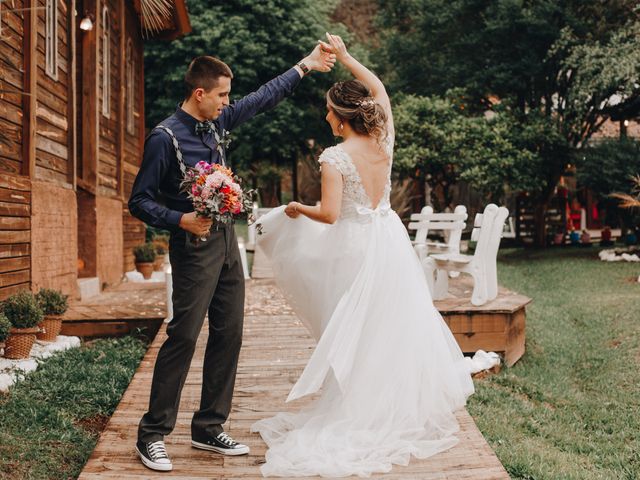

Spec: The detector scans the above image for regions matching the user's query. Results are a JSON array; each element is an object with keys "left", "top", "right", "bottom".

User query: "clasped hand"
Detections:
[
  {"left": 179, "top": 212, "right": 213, "bottom": 237},
  {"left": 302, "top": 43, "right": 336, "bottom": 72}
]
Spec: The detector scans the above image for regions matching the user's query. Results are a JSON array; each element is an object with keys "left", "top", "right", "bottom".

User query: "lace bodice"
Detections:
[{"left": 318, "top": 135, "right": 394, "bottom": 220}]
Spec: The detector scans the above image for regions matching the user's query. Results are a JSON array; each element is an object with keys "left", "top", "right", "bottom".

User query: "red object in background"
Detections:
[
  {"left": 569, "top": 211, "right": 582, "bottom": 230},
  {"left": 601, "top": 227, "right": 612, "bottom": 242}
]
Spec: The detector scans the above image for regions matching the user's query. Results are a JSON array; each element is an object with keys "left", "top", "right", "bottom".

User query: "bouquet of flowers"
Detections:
[{"left": 181, "top": 161, "right": 255, "bottom": 226}]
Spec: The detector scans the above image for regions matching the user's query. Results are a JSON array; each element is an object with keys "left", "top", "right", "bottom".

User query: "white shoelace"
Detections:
[
  {"left": 218, "top": 432, "right": 237, "bottom": 447},
  {"left": 148, "top": 441, "right": 169, "bottom": 459}
]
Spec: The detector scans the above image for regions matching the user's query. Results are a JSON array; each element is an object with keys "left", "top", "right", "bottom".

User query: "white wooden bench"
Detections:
[
  {"left": 408, "top": 205, "right": 468, "bottom": 263},
  {"left": 422, "top": 204, "right": 509, "bottom": 306}
]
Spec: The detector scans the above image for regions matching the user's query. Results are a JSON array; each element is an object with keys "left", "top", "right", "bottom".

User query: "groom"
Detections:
[{"left": 128, "top": 46, "right": 335, "bottom": 472}]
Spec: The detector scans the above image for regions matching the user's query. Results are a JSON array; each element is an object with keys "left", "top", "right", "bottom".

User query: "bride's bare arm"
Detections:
[
  {"left": 285, "top": 165, "right": 342, "bottom": 224},
  {"left": 323, "top": 33, "right": 393, "bottom": 133}
]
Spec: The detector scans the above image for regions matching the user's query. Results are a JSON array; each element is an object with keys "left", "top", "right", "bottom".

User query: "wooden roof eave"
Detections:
[{"left": 138, "top": 0, "right": 191, "bottom": 41}]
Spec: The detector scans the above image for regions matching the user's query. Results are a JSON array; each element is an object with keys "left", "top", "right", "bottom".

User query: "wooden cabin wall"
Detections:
[
  {"left": 90, "top": 0, "right": 123, "bottom": 285},
  {"left": 97, "top": 0, "right": 120, "bottom": 196},
  {"left": 0, "top": 0, "right": 25, "bottom": 176},
  {"left": 0, "top": 0, "right": 181, "bottom": 296},
  {"left": 122, "top": 0, "right": 145, "bottom": 273},
  {"left": 0, "top": 176, "right": 31, "bottom": 301},
  {"left": 0, "top": 0, "right": 31, "bottom": 300},
  {"left": 30, "top": 0, "right": 78, "bottom": 296},
  {"left": 35, "top": 0, "right": 71, "bottom": 186}
]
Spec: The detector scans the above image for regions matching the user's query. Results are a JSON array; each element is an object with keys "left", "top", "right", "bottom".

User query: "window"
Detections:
[
  {"left": 101, "top": 6, "right": 110, "bottom": 117},
  {"left": 45, "top": 0, "right": 58, "bottom": 79},
  {"left": 126, "top": 39, "right": 135, "bottom": 135}
]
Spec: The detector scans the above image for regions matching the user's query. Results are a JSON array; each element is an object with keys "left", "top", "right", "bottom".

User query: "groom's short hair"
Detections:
[{"left": 185, "top": 56, "right": 233, "bottom": 99}]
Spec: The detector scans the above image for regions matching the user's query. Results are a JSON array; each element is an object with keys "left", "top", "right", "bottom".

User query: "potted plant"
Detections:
[
  {"left": 0, "top": 312, "right": 11, "bottom": 351},
  {"left": 2, "top": 291, "right": 43, "bottom": 359},
  {"left": 35, "top": 288, "right": 69, "bottom": 342},
  {"left": 133, "top": 243, "right": 156, "bottom": 279},
  {"left": 152, "top": 235, "right": 169, "bottom": 271}
]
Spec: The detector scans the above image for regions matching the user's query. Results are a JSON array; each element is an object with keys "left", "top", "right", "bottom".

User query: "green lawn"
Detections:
[
  {"left": 0, "top": 337, "right": 147, "bottom": 480},
  {"left": 468, "top": 247, "right": 640, "bottom": 480}
]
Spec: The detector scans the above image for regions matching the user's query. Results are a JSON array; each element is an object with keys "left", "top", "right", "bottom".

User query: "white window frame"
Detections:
[
  {"left": 126, "top": 38, "right": 135, "bottom": 135},
  {"left": 101, "top": 6, "right": 111, "bottom": 118},
  {"left": 45, "top": 0, "right": 58, "bottom": 79}
]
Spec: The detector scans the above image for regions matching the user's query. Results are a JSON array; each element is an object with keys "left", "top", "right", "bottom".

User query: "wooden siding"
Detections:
[
  {"left": 121, "top": 3, "right": 145, "bottom": 273},
  {"left": 97, "top": 0, "right": 121, "bottom": 196},
  {"left": 0, "top": 0, "right": 25, "bottom": 176},
  {"left": 34, "top": 0, "right": 72, "bottom": 186},
  {"left": 0, "top": 175, "right": 31, "bottom": 300}
]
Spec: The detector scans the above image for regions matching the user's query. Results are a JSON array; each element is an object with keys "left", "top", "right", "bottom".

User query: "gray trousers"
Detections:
[{"left": 138, "top": 224, "right": 244, "bottom": 443}]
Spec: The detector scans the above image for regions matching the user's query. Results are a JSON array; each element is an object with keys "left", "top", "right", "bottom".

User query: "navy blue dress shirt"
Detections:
[{"left": 128, "top": 67, "right": 302, "bottom": 231}]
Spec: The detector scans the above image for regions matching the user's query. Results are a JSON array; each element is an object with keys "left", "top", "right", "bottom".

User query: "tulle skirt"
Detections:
[{"left": 251, "top": 206, "right": 474, "bottom": 477}]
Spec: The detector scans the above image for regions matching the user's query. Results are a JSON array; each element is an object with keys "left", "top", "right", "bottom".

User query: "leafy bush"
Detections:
[
  {"left": 133, "top": 243, "right": 156, "bottom": 263},
  {"left": 0, "top": 312, "right": 11, "bottom": 342},
  {"left": 36, "top": 288, "right": 69, "bottom": 316},
  {"left": 2, "top": 291, "right": 43, "bottom": 329}
]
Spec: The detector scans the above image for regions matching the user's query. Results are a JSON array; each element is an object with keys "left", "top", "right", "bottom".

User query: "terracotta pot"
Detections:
[
  {"left": 153, "top": 254, "right": 166, "bottom": 272},
  {"left": 36, "top": 315, "right": 63, "bottom": 342},
  {"left": 4, "top": 327, "right": 40, "bottom": 359},
  {"left": 136, "top": 262, "right": 154, "bottom": 279}
]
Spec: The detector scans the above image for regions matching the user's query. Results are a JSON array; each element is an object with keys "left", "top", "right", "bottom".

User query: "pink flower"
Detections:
[
  {"left": 195, "top": 161, "right": 211, "bottom": 173},
  {"left": 205, "top": 171, "right": 227, "bottom": 189}
]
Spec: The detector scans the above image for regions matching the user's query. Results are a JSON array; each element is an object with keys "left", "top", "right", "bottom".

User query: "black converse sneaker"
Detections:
[
  {"left": 135, "top": 440, "right": 173, "bottom": 471},
  {"left": 191, "top": 432, "right": 250, "bottom": 456}
]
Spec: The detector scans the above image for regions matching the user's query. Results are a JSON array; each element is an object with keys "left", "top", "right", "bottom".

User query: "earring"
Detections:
[{"left": 338, "top": 123, "right": 343, "bottom": 131}]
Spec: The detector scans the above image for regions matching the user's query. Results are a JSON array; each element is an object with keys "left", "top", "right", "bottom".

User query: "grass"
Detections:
[
  {"left": 468, "top": 247, "right": 640, "bottom": 480},
  {"left": 0, "top": 336, "right": 147, "bottom": 480}
]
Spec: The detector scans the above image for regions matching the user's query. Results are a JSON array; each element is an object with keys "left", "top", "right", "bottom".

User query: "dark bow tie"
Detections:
[{"left": 195, "top": 120, "right": 215, "bottom": 135}]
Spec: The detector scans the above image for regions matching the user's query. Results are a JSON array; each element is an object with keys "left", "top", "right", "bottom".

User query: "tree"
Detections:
[
  {"left": 378, "top": 0, "right": 640, "bottom": 244},
  {"left": 393, "top": 92, "right": 536, "bottom": 209},
  {"left": 144, "top": 0, "right": 349, "bottom": 204}
]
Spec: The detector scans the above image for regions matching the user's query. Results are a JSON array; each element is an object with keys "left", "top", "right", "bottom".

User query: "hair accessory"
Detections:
[{"left": 357, "top": 98, "right": 375, "bottom": 107}]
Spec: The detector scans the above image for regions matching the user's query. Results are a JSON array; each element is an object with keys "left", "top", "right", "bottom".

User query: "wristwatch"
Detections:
[{"left": 296, "top": 61, "right": 310, "bottom": 75}]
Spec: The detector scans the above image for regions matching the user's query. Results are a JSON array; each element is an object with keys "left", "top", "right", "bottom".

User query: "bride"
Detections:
[{"left": 251, "top": 33, "right": 474, "bottom": 478}]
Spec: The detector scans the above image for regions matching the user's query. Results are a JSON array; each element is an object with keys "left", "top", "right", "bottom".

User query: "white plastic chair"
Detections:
[{"left": 423, "top": 204, "right": 509, "bottom": 306}]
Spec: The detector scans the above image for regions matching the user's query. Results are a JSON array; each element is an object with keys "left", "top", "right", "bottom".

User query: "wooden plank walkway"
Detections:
[
  {"left": 61, "top": 283, "right": 166, "bottom": 339},
  {"left": 79, "top": 280, "right": 509, "bottom": 479}
]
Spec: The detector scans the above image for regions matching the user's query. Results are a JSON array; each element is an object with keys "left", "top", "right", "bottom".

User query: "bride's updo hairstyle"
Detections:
[{"left": 327, "top": 80, "right": 387, "bottom": 141}]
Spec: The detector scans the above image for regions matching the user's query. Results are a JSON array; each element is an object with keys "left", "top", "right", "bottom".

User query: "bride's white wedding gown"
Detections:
[{"left": 251, "top": 136, "right": 474, "bottom": 477}]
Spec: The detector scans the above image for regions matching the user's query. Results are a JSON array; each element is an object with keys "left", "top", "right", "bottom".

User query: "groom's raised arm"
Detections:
[
  {"left": 219, "top": 44, "right": 335, "bottom": 131},
  {"left": 219, "top": 68, "right": 302, "bottom": 131}
]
